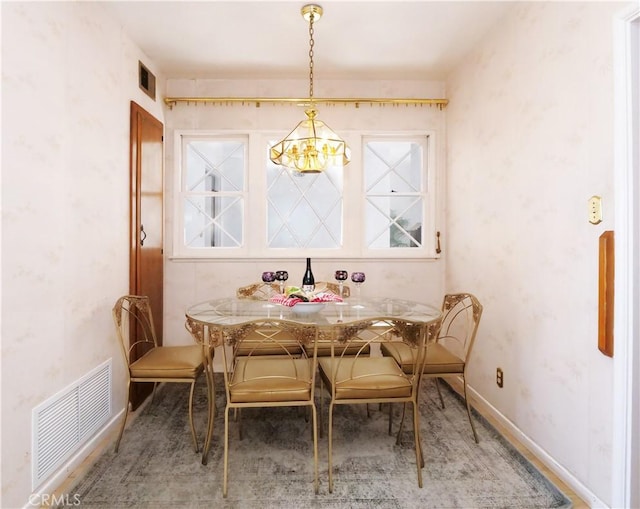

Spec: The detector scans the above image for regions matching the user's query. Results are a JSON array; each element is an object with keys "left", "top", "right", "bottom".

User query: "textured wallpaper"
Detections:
[
  {"left": 446, "top": 2, "right": 625, "bottom": 505},
  {"left": 1, "top": 3, "right": 164, "bottom": 507}
]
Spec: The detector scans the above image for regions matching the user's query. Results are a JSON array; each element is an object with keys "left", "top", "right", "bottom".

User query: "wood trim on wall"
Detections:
[{"left": 598, "top": 230, "right": 614, "bottom": 357}]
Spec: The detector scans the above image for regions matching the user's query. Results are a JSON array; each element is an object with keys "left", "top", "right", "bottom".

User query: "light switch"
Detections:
[{"left": 589, "top": 196, "right": 602, "bottom": 224}]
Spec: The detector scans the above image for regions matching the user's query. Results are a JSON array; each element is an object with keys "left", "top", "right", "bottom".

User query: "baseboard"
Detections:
[
  {"left": 463, "top": 382, "right": 608, "bottom": 508},
  {"left": 23, "top": 409, "right": 124, "bottom": 509}
]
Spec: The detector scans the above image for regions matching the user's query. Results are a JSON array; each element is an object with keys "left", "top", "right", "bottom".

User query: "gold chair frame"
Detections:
[
  {"left": 236, "top": 281, "right": 351, "bottom": 359},
  {"left": 383, "top": 293, "right": 483, "bottom": 445},
  {"left": 318, "top": 317, "right": 442, "bottom": 492},
  {"left": 186, "top": 317, "right": 320, "bottom": 497},
  {"left": 112, "top": 295, "right": 208, "bottom": 453},
  {"left": 236, "top": 280, "right": 350, "bottom": 300}
]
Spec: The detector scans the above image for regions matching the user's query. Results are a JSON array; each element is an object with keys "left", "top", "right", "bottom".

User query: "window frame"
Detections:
[
  {"left": 173, "top": 132, "right": 250, "bottom": 258},
  {"left": 171, "top": 129, "right": 440, "bottom": 260},
  {"left": 361, "top": 134, "right": 437, "bottom": 258}
]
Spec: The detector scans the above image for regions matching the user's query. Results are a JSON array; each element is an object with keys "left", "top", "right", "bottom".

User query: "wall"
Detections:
[
  {"left": 1, "top": 3, "right": 164, "bottom": 507},
  {"left": 445, "top": 2, "right": 626, "bottom": 505},
  {"left": 162, "top": 78, "right": 448, "bottom": 347}
]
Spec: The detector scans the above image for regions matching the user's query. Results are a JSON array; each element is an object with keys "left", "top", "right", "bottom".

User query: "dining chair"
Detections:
[
  {"left": 381, "top": 293, "right": 483, "bottom": 444},
  {"left": 236, "top": 280, "right": 349, "bottom": 300},
  {"left": 235, "top": 281, "right": 304, "bottom": 357},
  {"left": 318, "top": 317, "right": 442, "bottom": 492},
  {"left": 236, "top": 281, "right": 352, "bottom": 358},
  {"left": 236, "top": 281, "right": 280, "bottom": 301},
  {"left": 186, "top": 316, "right": 320, "bottom": 497},
  {"left": 112, "top": 295, "right": 209, "bottom": 454}
]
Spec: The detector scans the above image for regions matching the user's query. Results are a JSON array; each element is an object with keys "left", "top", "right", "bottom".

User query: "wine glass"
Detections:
[
  {"left": 351, "top": 271, "right": 366, "bottom": 306},
  {"left": 261, "top": 271, "right": 276, "bottom": 298},
  {"left": 275, "top": 270, "right": 289, "bottom": 295},
  {"left": 334, "top": 270, "right": 348, "bottom": 299}
]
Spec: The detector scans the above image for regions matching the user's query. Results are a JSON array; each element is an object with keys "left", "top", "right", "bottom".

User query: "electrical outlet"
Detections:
[{"left": 496, "top": 368, "right": 504, "bottom": 388}]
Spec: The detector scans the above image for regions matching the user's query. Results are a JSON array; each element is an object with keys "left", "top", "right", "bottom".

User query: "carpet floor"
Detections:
[{"left": 58, "top": 375, "right": 572, "bottom": 508}]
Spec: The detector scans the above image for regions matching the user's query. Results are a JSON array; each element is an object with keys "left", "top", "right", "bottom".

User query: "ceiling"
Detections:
[{"left": 105, "top": 1, "right": 514, "bottom": 81}]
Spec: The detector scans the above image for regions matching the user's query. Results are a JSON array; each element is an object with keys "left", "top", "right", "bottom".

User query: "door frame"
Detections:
[{"left": 612, "top": 5, "right": 639, "bottom": 508}]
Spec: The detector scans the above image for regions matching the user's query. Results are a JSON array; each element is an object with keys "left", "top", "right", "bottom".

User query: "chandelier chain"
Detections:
[{"left": 308, "top": 13, "right": 315, "bottom": 102}]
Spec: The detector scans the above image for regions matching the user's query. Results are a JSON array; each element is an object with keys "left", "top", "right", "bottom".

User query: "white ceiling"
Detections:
[{"left": 105, "top": 1, "right": 514, "bottom": 81}]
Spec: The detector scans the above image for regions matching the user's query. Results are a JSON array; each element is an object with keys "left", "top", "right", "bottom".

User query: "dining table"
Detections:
[
  {"left": 186, "top": 296, "right": 442, "bottom": 333},
  {"left": 185, "top": 294, "right": 443, "bottom": 463}
]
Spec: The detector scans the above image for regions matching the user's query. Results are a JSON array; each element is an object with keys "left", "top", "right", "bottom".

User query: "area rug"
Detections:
[{"left": 57, "top": 376, "right": 572, "bottom": 508}]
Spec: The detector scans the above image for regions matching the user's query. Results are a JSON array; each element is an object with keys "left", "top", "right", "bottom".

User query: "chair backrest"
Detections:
[
  {"left": 438, "top": 293, "right": 483, "bottom": 363},
  {"left": 236, "top": 281, "right": 350, "bottom": 300},
  {"left": 326, "top": 317, "right": 441, "bottom": 398},
  {"left": 186, "top": 317, "right": 318, "bottom": 402},
  {"left": 236, "top": 282, "right": 280, "bottom": 300},
  {"left": 316, "top": 282, "right": 351, "bottom": 298},
  {"left": 112, "top": 295, "right": 159, "bottom": 368}
]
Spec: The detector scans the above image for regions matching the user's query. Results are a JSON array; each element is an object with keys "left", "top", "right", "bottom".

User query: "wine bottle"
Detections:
[{"left": 302, "top": 258, "right": 315, "bottom": 292}]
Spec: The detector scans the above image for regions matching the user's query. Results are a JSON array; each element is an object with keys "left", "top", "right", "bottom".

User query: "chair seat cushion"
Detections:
[
  {"left": 424, "top": 343, "right": 464, "bottom": 374},
  {"left": 379, "top": 342, "right": 420, "bottom": 373},
  {"left": 130, "top": 345, "right": 204, "bottom": 378},
  {"left": 230, "top": 357, "right": 312, "bottom": 403},
  {"left": 381, "top": 342, "right": 464, "bottom": 374},
  {"left": 318, "top": 357, "right": 411, "bottom": 400}
]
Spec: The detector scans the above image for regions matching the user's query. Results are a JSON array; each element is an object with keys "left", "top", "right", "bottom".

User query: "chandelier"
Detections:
[{"left": 269, "top": 4, "right": 351, "bottom": 174}]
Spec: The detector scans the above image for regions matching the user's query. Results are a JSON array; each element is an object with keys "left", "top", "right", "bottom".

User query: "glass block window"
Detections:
[{"left": 364, "top": 138, "right": 427, "bottom": 249}]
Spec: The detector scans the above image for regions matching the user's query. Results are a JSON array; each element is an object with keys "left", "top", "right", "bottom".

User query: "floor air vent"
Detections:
[{"left": 32, "top": 359, "right": 112, "bottom": 490}]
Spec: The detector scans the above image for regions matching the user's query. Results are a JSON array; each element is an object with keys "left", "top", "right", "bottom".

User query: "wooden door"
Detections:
[{"left": 129, "top": 101, "right": 164, "bottom": 409}]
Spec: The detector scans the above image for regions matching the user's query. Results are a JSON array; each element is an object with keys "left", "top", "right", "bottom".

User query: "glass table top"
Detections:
[{"left": 186, "top": 297, "right": 441, "bottom": 328}]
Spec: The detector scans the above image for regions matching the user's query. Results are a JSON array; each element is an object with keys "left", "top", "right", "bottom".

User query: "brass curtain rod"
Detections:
[{"left": 164, "top": 96, "right": 449, "bottom": 110}]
